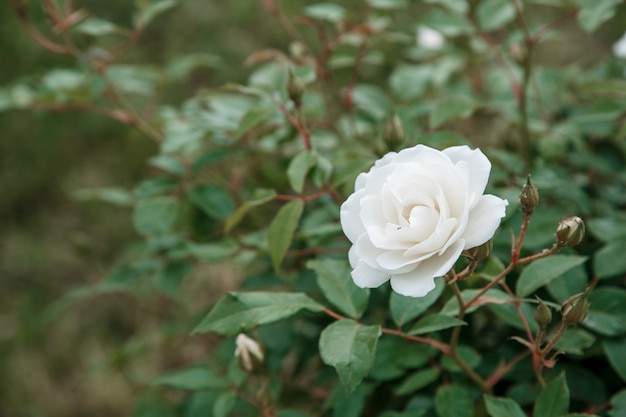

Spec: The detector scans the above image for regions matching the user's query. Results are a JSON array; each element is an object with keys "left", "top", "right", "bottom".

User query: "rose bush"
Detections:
[{"left": 340, "top": 144, "right": 508, "bottom": 297}]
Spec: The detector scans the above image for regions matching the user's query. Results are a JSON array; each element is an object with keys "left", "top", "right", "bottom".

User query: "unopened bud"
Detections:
[
  {"left": 556, "top": 216, "right": 585, "bottom": 247},
  {"left": 287, "top": 71, "right": 305, "bottom": 106},
  {"left": 534, "top": 296, "right": 552, "bottom": 328},
  {"left": 519, "top": 174, "right": 539, "bottom": 215},
  {"left": 234, "top": 333, "right": 264, "bottom": 372},
  {"left": 383, "top": 114, "right": 406, "bottom": 146},
  {"left": 561, "top": 292, "right": 590, "bottom": 325},
  {"left": 463, "top": 239, "right": 493, "bottom": 260}
]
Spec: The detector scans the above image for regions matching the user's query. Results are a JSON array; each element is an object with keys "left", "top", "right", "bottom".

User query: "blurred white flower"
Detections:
[
  {"left": 340, "top": 145, "right": 508, "bottom": 297},
  {"left": 613, "top": 32, "right": 626, "bottom": 59},
  {"left": 234, "top": 333, "right": 264, "bottom": 372},
  {"left": 416, "top": 26, "right": 445, "bottom": 50}
]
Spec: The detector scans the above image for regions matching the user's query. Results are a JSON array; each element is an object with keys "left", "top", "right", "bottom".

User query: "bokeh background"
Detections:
[{"left": 1, "top": 1, "right": 625, "bottom": 416}]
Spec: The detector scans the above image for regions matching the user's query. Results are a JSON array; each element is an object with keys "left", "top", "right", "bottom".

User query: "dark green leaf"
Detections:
[
  {"left": 609, "top": 389, "right": 626, "bottom": 417},
  {"left": 187, "top": 239, "right": 239, "bottom": 262},
  {"left": 440, "top": 288, "right": 509, "bottom": 316},
  {"left": 516, "top": 255, "right": 587, "bottom": 297},
  {"left": 604, "top": 338, "right": 626, "bottom": 383},
  {"left": 391, "top": 278, "right": 445, "bottom": 327},
  {"left": 224, "top": 188, "right": 276, "bottom": 233},
  {"left": 268, "top": 199, "right": 304, "bottom": 270},
  {"left": 584, "top": 287, "right": 626, "bottom": 336},
  {"left": 192, "top": 292, "right": 324, "bottom": 335},
  {"left": 440, "top": 345, "right": 481, "bottom": 373},
  {"left": 135, "top": 0, "right": 178, "bottom": 27},
  {"left": 409, "top": 314, "right": 466, "bottom": 335},
  {"left": 213, "top": 391, "right": 236, "bottom": 417},
  {"left": 187, "top": 184, "right": 234, "bottom": 220},
  {"left": 594, "top": 238, "right": 626, "bottom": 279},
  {"left": 395, "top": 368, "right": 440, "bottom": 395},
  {"left": 484, "top": 395, "right": 526, "bottom": 417},
  {"left": 319, "top": 319, "right": 381, "bottom": 393},
  {"left": 435, "top": 385, "right": 474, "bottom": 417},
  {"left": 287, "top": 150, "right": 318, "bottom": 193},
  {"left": 307, "top": 258, "right": 369, "bottom": 318},
  {"left": 534, "top": 372, "right": 569, "bottom": 417},
  {"left": 230, "top": 106, "right": 276, "bottom": 142},
  {"left": 554, "top": 328, "right": 595, "bottom": 355},
  {"left": 133, "top": 197, "right": 181, "bottom": 235},
  {"left": 152, "top": 367, "right": 228, "bottom": 390}
]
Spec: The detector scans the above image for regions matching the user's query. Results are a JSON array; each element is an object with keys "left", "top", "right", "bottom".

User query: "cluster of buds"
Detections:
[{"left": 234, "top": 333, "right": 265, "bottom": 372}]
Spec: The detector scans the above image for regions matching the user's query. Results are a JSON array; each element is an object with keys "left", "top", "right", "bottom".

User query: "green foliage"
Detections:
[{"left": 4, "top": 0, "right": 626, "bottom": 415}]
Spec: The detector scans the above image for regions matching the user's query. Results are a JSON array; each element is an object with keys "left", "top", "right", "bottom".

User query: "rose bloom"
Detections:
[{"left": 340, "top": 145, "right": 508, "bottom": 297}]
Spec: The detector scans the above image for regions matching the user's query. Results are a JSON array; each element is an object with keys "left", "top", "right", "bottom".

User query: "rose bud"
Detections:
[
  {"left": 534, "top": 296, "right": 552, "bottom": 329},
  {"left": 463, "top": 239, "right": 493, "bottom": 260},
  {"left": 287, "top": 71, "right": 305, "bottom": 106},
  {"left": 383, "top": 114, "right": 406, "bottom": 146},
  {"left": 519, "top": 174, "right": 539, "bottom": 215},
  {"left": 556, "top": 216, "right": 585, "bottom": 247},
  {"left": 561, "top": 292, "right": 590, "bottom": 325},
  {"left": 234, "top": 333, "right": 264, "bottom": 372}
]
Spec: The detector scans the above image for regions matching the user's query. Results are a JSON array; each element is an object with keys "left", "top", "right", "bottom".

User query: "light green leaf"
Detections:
[
  {"left": 319, "top": 319, "right": 381, "bottom": 393},
  {"left": 192, "top": 292, "right": 324, "bottom": 336},
  {"left": 395, "top": 368, "right": 440, "bottom": 396},
  {"left": 609, "top": 389, "right": 626, "bottom": 417},
  {"left": 430, "top": 95, "right": 477, "bottom": 129},
  {"left": 534, "top": 372, "right": 569, "bottom": 417},
  {"left": 594, "top": 238, "right": 626, "bottom": 279},
  {"left": 409, "top": 314, "right": 466, "bottom": 335},
  {"left": 224, "top": 188, "right": 276, "bottom": 233},
  {"left": 484, "top": 395, "right": 526, "bottom": 417},
  {"left": 553, "top": 328, "right": 595, "bottom": 355},
  {"left": 390, "top": 278, "right": 445, "bottom": 327},
  {"left": 389, "top": 65, "right": 432, "bottom": 102},
  {"left": 367, "top": 0, "right": 408, "bottom": 9},
  {"left": 440, "top": 288, "right": 509, "bottom": 316},
  {"left": 516, "top": 255, "right": 587, "bottom": 297},
  {"left": 187, "top": 239, "right": 239, "bottom": 262},
  {"left": 213, "top": 391, "right": 236, "bottom": 417},
  {"left": 423, "top": 0, "right": 468, "bottom": 14},
  {"left": 72, "top": 187, "right": 134, "bottom": 206},
  {"left": 287, "top": 150, "right": 319, "bottom": 193},
  {"left": 149, "top": 155, "right": 185, "bottom": 176},
  {"left": 604, "top": 338, "right": 626, "bottom": 383},
  {"left": 133, "top": 197, "right": 180, "bottom": 235},
  {"left": 152, "top": 367, "right": 228, "bottom": 390},
  {"left": 74, "top": 18, "right": 128, "bottom": 36},
  {"left": 268, "top": 199, "right": 304, "bottom": 270},
  {"left": 575, "top": 0, "right": 621, "bottom": 33},
  {"left": 187, "top": 184, "right": 234, "bottom": 220},
  {"left": 135, "top": 0, "right": 178, "bottom": 27},
  {"left": 441, "top": 345, "right": 481, "bottom": 373},
  {"left": 230, "top": 106, "right": 276, "bottom": 142},
  {"left": 352, "top": 84, "right": 391, "bottom": 121},
  {"left": 435, "top": 385, "right": 474, "bottom": 417},
  {"left": 476, "top": 0, "right": 516, "bottom": 32},
  {"left": 304, "top": 3, "right": 346, "bottom": 22},
  {"left": 307, "top": 258, "right": 369, "bottom": 318},
  {"left": 421, "top": 10, "right": 474, "bottom": 37}
]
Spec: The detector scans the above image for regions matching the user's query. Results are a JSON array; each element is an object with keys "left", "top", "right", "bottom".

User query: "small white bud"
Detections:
[{"left": 234, "top": 333, "right": 264, "bottom": 372}]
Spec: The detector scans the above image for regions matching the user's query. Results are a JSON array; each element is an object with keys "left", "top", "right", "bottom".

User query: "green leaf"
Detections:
[
  {"left": 135, "top": 0, "right": 178, "bottom": 27},
  {"left": 440, "top": 345, "right": 481, "bottom": 373},
  {"left": 230, "top": 106, "right": 276, "bottom": 142},
  {"left": 367, "top": 0, "right": 408, "bottom": 9},
  {"left": 187, "top": 184, "right": 234, "bottom": 220},
  {"left": 587, "top": 217, "right": 626, "bottom": 243},
  {"left": 395, "top": 368, "right": 440, "bottom": 396},
  {"left": 609, "top": 389, "right": 626, "bottom": 417},
  {"left": 307, "top": 258, "right": 370, "bottom": 318},
  {"left": 192, "top": 292, "right": 324, "bottom": 336},
  {"left": 584, "top": 287, "right": 626, "bottom": 336},
  {"left": 149, "top": 155, "right": 185, "bottom": 176},
  {"left": 421, "top": 9, "right": 474, "bottom": 37},
  {"left": 152, "top": 367, "right": 228, "bottom": 390},
  {"left": 604, "top": 338, "right": 626, "bottom": 383},
  {"left": 268, "top": 199, "right": 304, "bottom": 271},
  {"left": 352, "top": 84, "right": 391, "bottom": 121},
  {"left": 484, "top": 395, "right": 526, "bottom": 417},
  {"left": 534, "top": 372, "right": 569, "bottom": 417},
  {"left": 187, "top": 239, "right": 239, "bottom": 262},
  {"left": 423, "top": 0, "right": 468, "bottom": 13},
  {"left": 575, "top": 0, "right": 621, "bottom": 33},
  {"left": 74, "top": 18, "right": 128, "bottom": 36},
  {"left": 435, "top": 385, "right": 474, "bottom": 417},
  {"left": 319, "top": 319, "right": 381, "bottom": 393},
  {"left": 389, "top": 65, "right": 432, "bottom": 102},
  {"left": 224, "top": 188, "right": 276, "bottom": 233},
  {"left": 553, "top": 328, "right": 595, "bottom": 355},
  {"left": 516, "top": 255, "right": 587, "bottom": 297},
  {"left": 391, "top": 278, "right": 445, "bottom": 327},
  {"left": 304, "top": 3, "right": 346, "bottom": 22},
  {"left": 213, "top": 391, "right": 236, "bottom": 417},
  {"left": 594, "top": 238, "right": 626, "bottom": 279},
  {"left": 133, "top": 197, "right": 181, "bottom": 235},
  {"left": 72, "top": 186, "right": 134, "bottom": 206},
  {"left": 440, "top": 288, "right": 509, "bottom": 316},
  {"left": 409, "top": 314, "right": 466, "bottom": 335},
  {"left": 430, "top": 95, "right": 477, "bottom": 129},
  {"left": 476, "top": 0, "right": 516, "bottom": 32},
  {"left": 287, "top": 150, "right": 318, "bottom": 193}
]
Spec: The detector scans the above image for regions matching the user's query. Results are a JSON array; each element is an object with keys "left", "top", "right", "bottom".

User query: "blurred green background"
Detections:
[{"left": 1, "top": 1, "right": 625, "bottom": 416}]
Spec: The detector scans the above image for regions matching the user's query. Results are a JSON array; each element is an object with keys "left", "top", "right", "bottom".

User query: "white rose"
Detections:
[
  {"left": 340, "top": 145, "right": 508, "bottom": 297},
  {"left": 416, "top": 26, "right": 445, "bottom": 50}
]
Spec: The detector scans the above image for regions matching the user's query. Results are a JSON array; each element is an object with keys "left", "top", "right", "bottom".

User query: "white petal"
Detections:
[
  {"left": 340, "top": 192, "right": 365, "bottom": 243},
  {"left": 463, "top": 194, "right": 508, "bottom": 248},
  {"left": 351, "top": 261, "right": 390, "bottom": 288},
  {"left": 389, "top": 240, "right": 464, "bottom": 297},
  {"left": 443, "top": 146, "right": 491, "bottom": 208}
]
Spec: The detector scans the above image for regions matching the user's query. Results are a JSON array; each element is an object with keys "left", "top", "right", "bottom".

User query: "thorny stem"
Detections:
[{"left": 271, "top": 97, "right": 311, "bottom": 150}]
